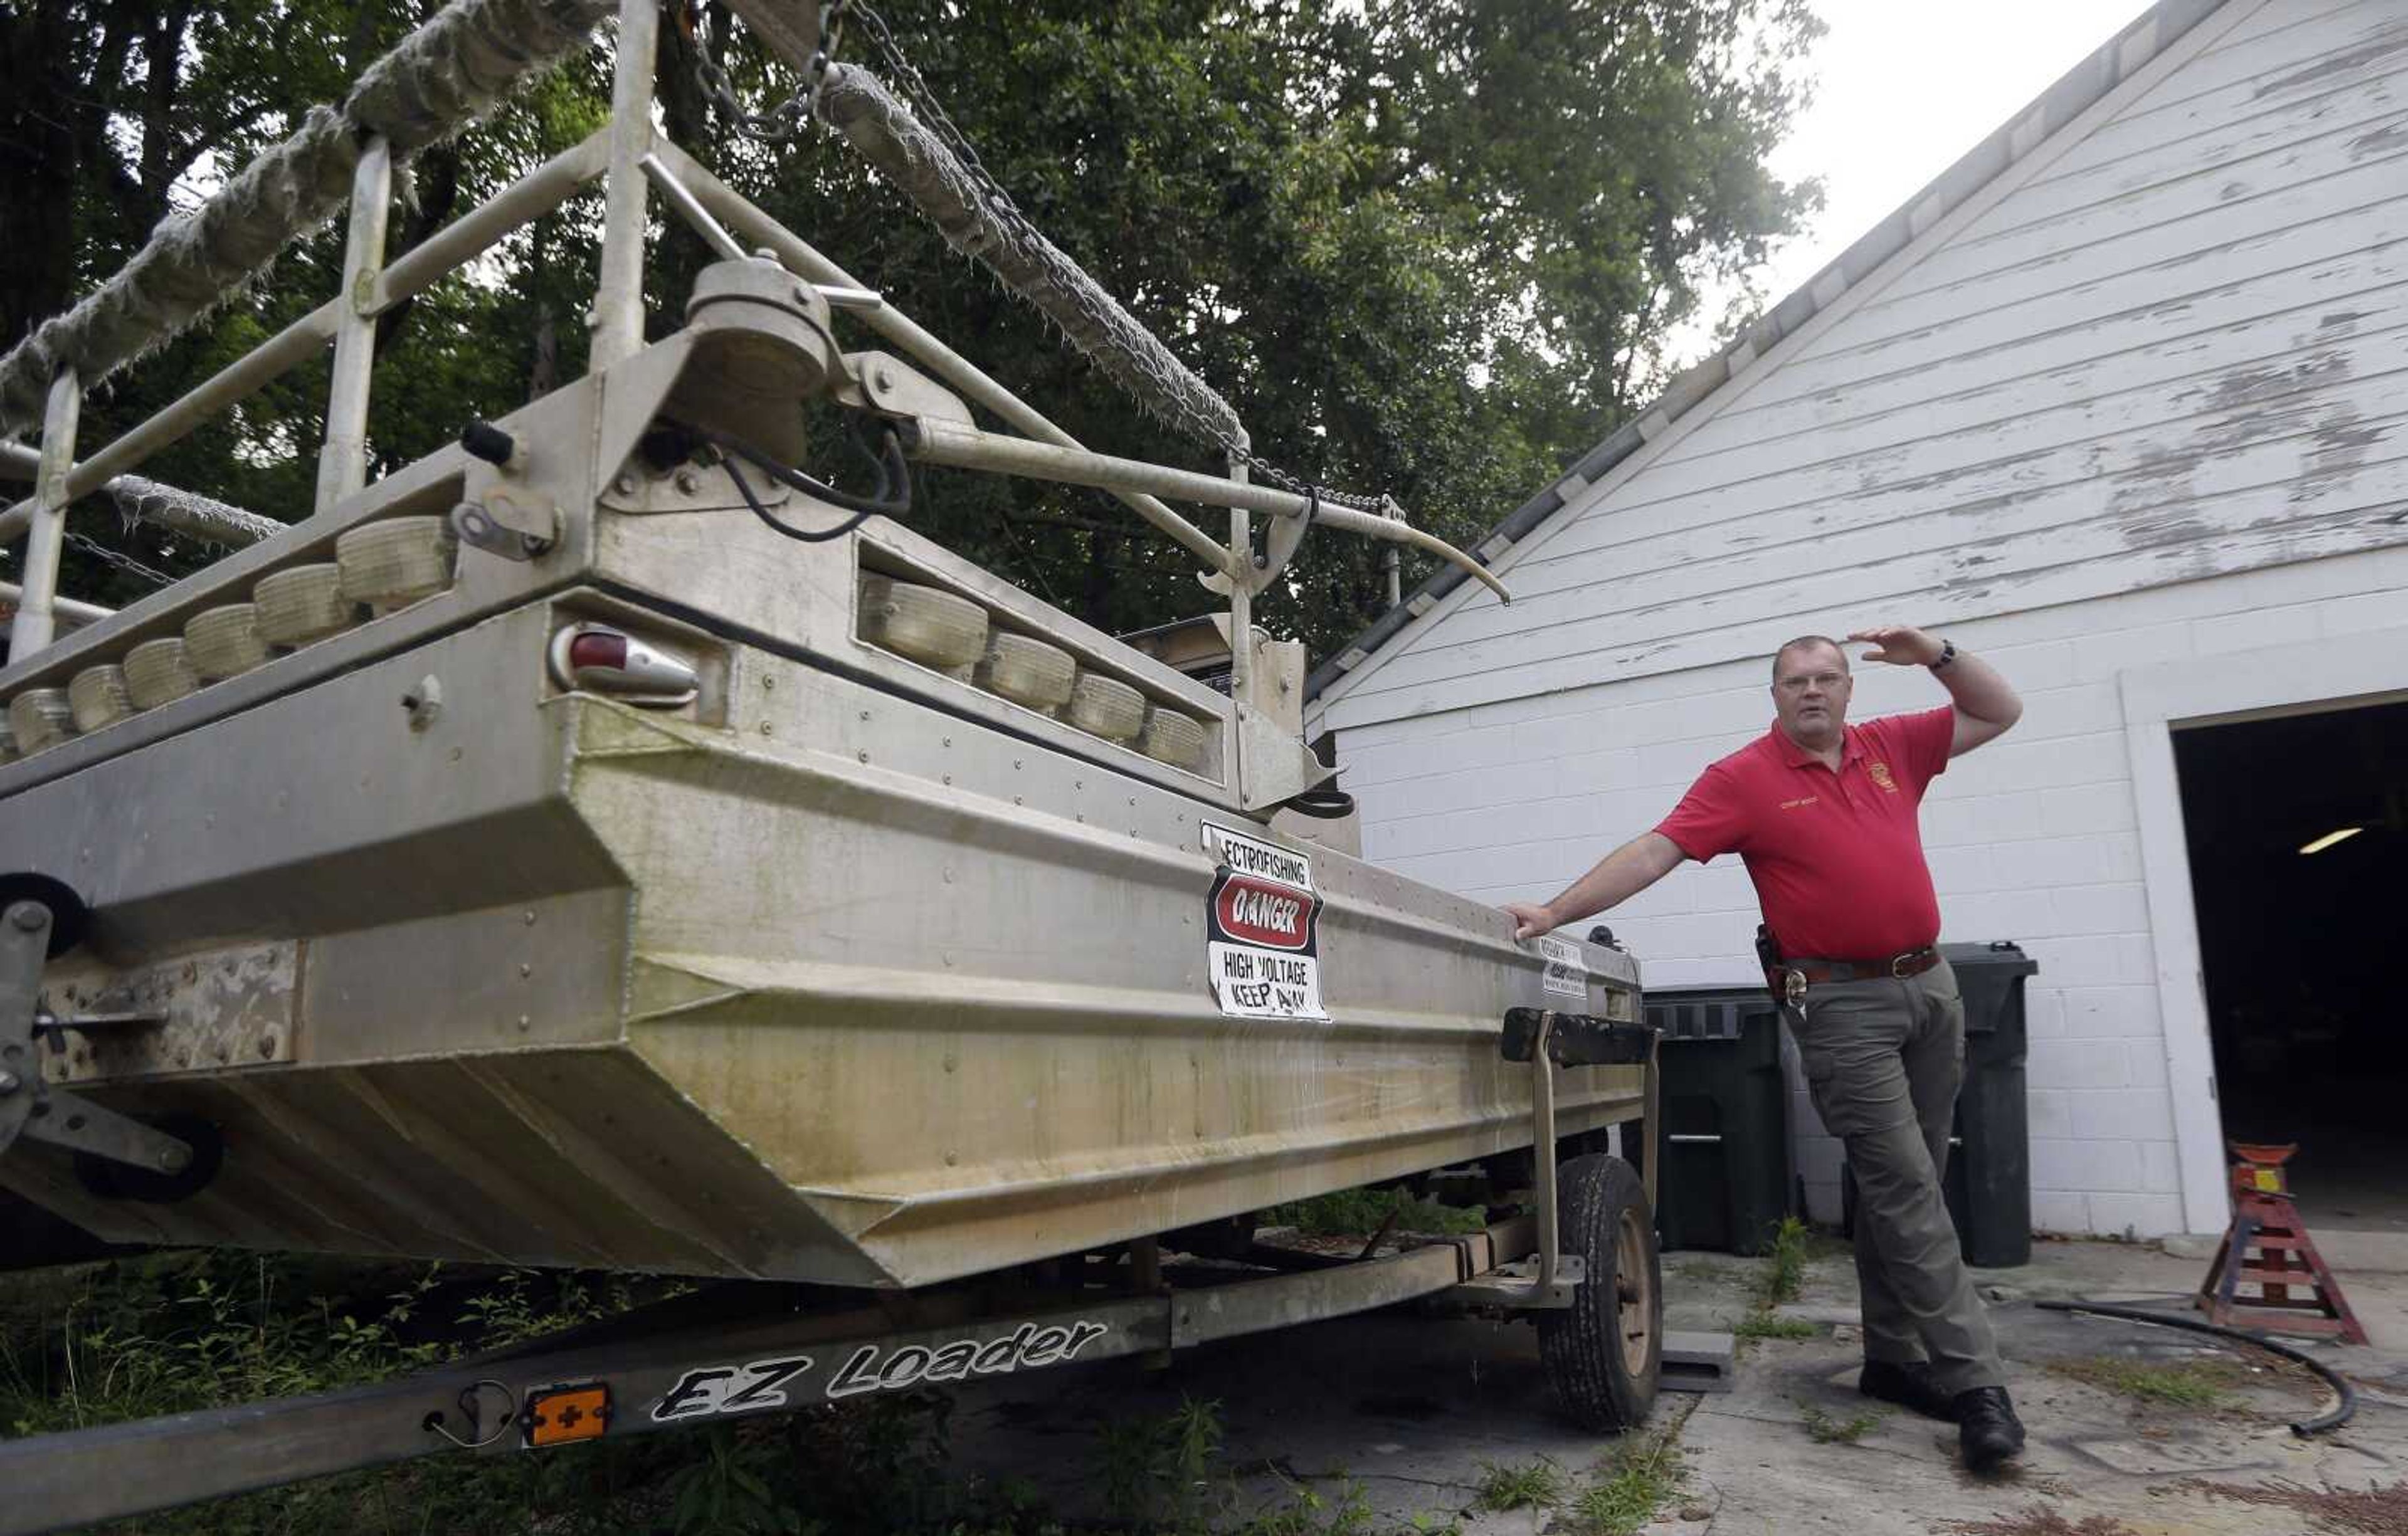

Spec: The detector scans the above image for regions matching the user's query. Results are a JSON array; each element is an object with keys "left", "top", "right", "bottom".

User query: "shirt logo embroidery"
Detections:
[
  {"left": 1779, "top": 796, "right": 1818, "bottom": 811},
  {"left": 1867, "top": 761, "right": 1898, "bottom": 794}
]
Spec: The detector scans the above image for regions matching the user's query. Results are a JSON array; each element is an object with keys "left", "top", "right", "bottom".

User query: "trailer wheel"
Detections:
[{"left": 1538, "top": 1154, "right": 1660, "bottom": 1431}]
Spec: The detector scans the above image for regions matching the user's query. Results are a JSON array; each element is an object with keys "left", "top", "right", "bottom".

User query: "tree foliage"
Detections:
[{"left": 1, "top": 0, "right": 1820, "bottom": 655}]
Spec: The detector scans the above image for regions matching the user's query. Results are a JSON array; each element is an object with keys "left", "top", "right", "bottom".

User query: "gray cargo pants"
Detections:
[{"left": 1788, "top": 956, "right": 2005, "bottom": 1396}]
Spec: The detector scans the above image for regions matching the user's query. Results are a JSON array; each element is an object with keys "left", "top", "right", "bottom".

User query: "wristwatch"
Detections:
[{"left": 1930, "top": 639, "right": 1958, "bottom": 671}]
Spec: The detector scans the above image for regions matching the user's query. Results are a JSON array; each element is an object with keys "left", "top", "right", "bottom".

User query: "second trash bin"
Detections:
[
  {"left": 1841, "top": 940, "right": 2040, "bottom": 1268},
  {"left": 1642, "top": 989, "right": 1792, "bottom": 1255}
]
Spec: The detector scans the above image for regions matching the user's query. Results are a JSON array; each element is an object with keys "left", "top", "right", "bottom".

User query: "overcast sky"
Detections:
[{"left": 1676, "top": 0, "right": 2159, "bottom": 366}]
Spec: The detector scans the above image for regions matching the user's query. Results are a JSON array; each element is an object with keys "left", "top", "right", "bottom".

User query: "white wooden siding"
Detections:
[{"left": 1321, "top": 0, "right": 2408, "bottom": 734}]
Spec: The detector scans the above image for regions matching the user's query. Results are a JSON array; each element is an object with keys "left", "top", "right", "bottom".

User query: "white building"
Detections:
[{"left": 1308, "top": 0, "right": 2408, "bottom": 1243}]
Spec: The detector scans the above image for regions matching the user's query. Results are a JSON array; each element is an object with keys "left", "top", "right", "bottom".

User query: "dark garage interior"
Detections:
[{"left": 2175, "top": 697, "right": 2408, "bottom": 1234}]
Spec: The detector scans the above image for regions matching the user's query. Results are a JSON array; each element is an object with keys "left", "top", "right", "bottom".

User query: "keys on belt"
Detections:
[{"left": 1766, "top": 945, "right": 1940, "bottom": 1002}]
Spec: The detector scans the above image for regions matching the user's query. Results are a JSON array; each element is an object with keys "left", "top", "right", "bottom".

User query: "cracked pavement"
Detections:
[{"left": 941, "top": 1234, "right": 2408, "bottom": 1532}]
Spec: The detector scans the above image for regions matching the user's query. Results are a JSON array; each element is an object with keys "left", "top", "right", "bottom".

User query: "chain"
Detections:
[
  {"left": 695, "top": 0, "right": 848, "bottom": 144},
  {"left": 65, "top": 530, "right": 173, "bottom": 589},
  {"left": 843, "top": 2, "right": 1391, "bottom": 514}
]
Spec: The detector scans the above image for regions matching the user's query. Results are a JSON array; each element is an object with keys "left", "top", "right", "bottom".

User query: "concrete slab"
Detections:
[{"left": 936, "top": 1237, "right": 2408, "bottom": 1532}]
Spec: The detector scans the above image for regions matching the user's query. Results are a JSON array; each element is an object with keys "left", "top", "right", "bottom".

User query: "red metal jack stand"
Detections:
[{"left": 2195, "top": 1143, "right": 2368, "bottom": 1344}]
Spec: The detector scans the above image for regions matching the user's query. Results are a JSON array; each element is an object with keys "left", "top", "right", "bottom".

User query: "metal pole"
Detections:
[
  {"left": 315, "top": 137, "right": 392, "bottom": 516},
  {"left": 1383, "top": 545, "right": 1402, "bottom": 609},
  {"left": 376, "top": 132, "right": 610, "bottom": 313},
  {"left": 638, "top": 154, "right": 747, "bottom": 263},
  {"left": 0, "top": 582, "right": 109, "bottom": 629},
  {"left": 909, "top": 421, "right": 1511, "bottom": 602},
  {"left": 0, "top": 307, "right": 339, "bottom": 546},
  {"left": 1530, "top": 1011, "right": 1561, "bottom": 1294},
  {"left": 1227, "top": 449, "right": 1252, "bottom": 706},
  {"left": 11, "top": 370, "right": 80, "bottom": 658},
  {"left": 647, "top": 141, "right": 1244, "bottom": 582},
  {"left": 588, "top": 0, "right": 660, "bottom": 371}
]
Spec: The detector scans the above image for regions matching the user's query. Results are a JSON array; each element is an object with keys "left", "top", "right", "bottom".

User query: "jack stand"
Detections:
[
  {"left": 0, "top": 898, "right": 197, "bottom": 1186},
  {"left": 2195, "top": 1142, "right": 2367, "bottom": 1344}
]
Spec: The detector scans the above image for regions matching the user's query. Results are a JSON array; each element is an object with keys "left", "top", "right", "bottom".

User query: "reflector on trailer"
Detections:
[{"left": 522, "top": 1382, "right": 612, "bottom": 1448}]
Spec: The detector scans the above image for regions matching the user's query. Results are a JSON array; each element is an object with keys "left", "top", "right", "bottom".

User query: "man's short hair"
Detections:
[{"left": 1771, "top": 635, "right": 1849, "bottom": 681}]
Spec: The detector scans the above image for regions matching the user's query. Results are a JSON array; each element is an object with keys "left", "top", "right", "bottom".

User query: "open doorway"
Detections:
[{"left": 2173, "top": 698, "right": 2408, "bottom": 1235}]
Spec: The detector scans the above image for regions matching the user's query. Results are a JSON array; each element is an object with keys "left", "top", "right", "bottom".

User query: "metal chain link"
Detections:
[
  {"left": 840, "top": 2, "right": 1390, "bottom": 513},
  {"left": 65, "top": 530, "right": 173, "bottom": 590},
  {"left": 695, "top": 0, "right": 847, "bottom": 144}
]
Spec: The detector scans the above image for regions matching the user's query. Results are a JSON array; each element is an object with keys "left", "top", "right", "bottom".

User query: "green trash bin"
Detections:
[
  {"left": 1841, "top": 940, "right": 2039, "bottom": 1268},
  {"left": 1640, "top": 990, "right": 1792, "bottom": 1255}
]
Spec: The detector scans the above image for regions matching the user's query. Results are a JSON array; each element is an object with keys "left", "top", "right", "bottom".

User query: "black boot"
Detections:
[
  {"left": 1859, "top": 1360, "right": 1955, "bottom": 1422},
  {"left": 1954, "top": 1386, "right": 2025, "bottom": 1471}
]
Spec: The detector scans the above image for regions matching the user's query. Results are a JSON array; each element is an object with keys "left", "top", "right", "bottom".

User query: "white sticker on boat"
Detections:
[
  {"left": 1203, "top": 823, "right": 1328, "bottom": 1020},
  {"left": 1538, "top": 935, "right": 1588, "bottom": 999},
  {"left": 1201, "top": 821, "right": 1316, "bottom": 891}
]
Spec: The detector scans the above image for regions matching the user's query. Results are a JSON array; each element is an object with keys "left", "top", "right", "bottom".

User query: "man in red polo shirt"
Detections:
[{"left": 1503, "top": 625, "right": 2027, "bottom": 1472}]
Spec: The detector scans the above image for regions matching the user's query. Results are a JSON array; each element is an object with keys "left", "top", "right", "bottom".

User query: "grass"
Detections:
[
  {"left": 1099, "top": 1393, "right": 1228, "bottom": 1530},
  {"left": 1473, "top": 1456, "right": 1566, "bottom": 1511},
  {"left": 1263, "top": 1186, "right": 1488, "bottom": 1238},
  {"left": 1756, "top": 1215, "right": 1810, "bottom": 1308},
  {"left": 1561, "top": 1429, "right": 1685, "bottom": 1536},
  {"left": 1798, "top": 1403, "right": 1885, "bottom": 1444},
  {"left": 1727, "top": 1214, "right": 1819, "bottom": 1355},
  {"left": 2044, "top": 1355, "right": 2251, "bottom": 1410}
]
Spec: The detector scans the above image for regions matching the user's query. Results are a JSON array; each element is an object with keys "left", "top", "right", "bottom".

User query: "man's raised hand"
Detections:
[{"left": 1847, "top": 624, "right": 1944, "bottom": 667}]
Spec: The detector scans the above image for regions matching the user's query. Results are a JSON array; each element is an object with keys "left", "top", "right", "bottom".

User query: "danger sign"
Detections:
[{"left": 1201, "top": 823, "right": 1328, "bottom": 1020}]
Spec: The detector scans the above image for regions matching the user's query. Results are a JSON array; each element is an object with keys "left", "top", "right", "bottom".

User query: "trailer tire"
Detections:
[{"left": 1538, "top": 1154, "right": 1660, "bottom": 1431}]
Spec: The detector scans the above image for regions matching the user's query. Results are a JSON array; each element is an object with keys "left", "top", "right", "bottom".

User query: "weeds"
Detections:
[
  {"left": 2045, "top": 1355, "right": 2247, "bottom": 1410},
  {"left": 659, "top": 1424, "right": 805, "bottom": 1535},
  {"left": 1724, "top": 1215, "right": 1819, "bottom": 1355},
  {"left": 1473, "top": 1456, "right": 1566, "bottom": 1510},
  {"left": 1798, "top": 1403, "right": 1884, "bottom": 1444},
  {"left": 1562, "top": 1429, "right": 1684, "bottom": 1536},
  {"left": 1757, "top": 1215, "right": 1810, "bottom": 1308},
  {"left": 1098, "top": 1394, "right": 1230, "bottom": 1529},
  {"left": 2177, "top": 1475, "right": 2408, "bottom": 1533},
  {"left": 1264, "top": 1186, "right": 1487, "bottom": 1238}
]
